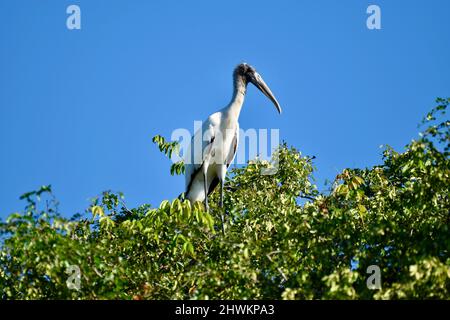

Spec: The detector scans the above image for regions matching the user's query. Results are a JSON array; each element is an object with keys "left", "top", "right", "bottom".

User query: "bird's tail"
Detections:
[{"left": 177, "top": 192, "right": 186, "bottom": 201}]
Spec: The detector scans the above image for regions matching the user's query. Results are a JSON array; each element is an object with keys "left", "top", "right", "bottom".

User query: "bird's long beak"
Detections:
[{"left": 250, "top": 73, "right": 282, "bottom": 114}]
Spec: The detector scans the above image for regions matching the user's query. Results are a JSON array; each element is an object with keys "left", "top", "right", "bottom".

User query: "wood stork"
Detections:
[{"left": 184, "top": 63, "right": 281, "bottom": 217}]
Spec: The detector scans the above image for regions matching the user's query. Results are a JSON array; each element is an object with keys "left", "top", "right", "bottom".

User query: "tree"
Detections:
[{"left": 0, "top": 98, "right": 449, "bottom": 299}]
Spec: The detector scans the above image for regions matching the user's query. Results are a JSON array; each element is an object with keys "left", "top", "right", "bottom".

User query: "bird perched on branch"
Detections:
[{"left": 184, "top": 63, "right": 282, "bottom": 225}]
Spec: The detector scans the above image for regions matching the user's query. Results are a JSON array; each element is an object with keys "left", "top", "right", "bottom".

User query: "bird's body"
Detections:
[
  {"left": 184, "top": 63, "right": 281, "bottom": 217},
  {"left": 185, "top": 100, "right": 242, "bottom": 204}
]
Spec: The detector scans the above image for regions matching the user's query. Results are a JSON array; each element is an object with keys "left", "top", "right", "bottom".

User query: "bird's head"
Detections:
[{"left": 234, "top": 63, "right": 282, "bottom": 114}]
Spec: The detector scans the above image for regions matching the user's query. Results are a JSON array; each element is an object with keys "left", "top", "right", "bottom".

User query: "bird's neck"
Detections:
[{"left": 225, "top": 75, "right": 247, "bottom": 120}]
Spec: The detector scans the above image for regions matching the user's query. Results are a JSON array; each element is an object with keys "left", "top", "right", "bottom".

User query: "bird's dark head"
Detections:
[
  {"left": 234, "top": 63, "right": 256, "bottom": 81},
  {"left": 234, "top": 63, "right": 282, "bottom": 114}
]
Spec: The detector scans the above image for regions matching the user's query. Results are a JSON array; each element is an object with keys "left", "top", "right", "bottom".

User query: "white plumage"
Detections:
[{"left": 184, "top": 63, "right": 281, "bottom": 220}]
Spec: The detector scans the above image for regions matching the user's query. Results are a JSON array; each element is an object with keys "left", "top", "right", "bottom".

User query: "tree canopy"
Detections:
[{"left": 1, "top": 98, "right": 449, "bottom": 299}]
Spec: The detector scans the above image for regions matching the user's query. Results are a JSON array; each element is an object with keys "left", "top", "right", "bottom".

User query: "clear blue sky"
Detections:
[{"left": 1, "top": 0, "right": 449, "bottom": 219}]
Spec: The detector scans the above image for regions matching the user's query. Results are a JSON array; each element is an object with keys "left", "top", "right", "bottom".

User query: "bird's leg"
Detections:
[
  {"left": 220, "top": 179, "right": 224, "bottom": 207},
  {"left": 220, "top": 179, "right": 225, "bottom": 235},
  {"left": 203, "top": 170, "right": 209, "bottom": 212}
]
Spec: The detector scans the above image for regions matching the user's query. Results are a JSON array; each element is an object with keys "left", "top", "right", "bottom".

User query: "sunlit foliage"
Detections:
[{"left": 1, "top": 99, "right": 448, "bottom": 299}]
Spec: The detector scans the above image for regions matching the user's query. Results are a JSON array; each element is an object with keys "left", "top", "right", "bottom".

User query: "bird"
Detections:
[{"left": 184, "top": 63, "right": 281, "bottom": 227}]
